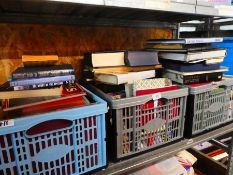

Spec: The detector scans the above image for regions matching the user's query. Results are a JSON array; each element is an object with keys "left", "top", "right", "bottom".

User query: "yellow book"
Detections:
[{"left": 22, "top": 55, "right": 58, "bottom": 67}]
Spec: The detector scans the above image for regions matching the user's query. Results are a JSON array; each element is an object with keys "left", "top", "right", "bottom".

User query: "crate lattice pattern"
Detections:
[
  {"left": 192, "top": 87, "right": 233, "bottom": 135},
  {"left": 0, "top": 115, "right": 102, "bottom": 175},
  {"left": 119, "top": 97, "right": 185, "bottom": 156}
]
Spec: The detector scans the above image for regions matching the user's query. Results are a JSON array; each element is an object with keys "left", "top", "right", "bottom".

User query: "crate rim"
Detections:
[
  {"left": 187, "top": 78, "right": 233, "bottom": 94},
  {"left": 0, "top": 88, "right": 107, "bottom": 136},
  {"left": 84, "top": 83, "right": 189, "bottom": 109}
]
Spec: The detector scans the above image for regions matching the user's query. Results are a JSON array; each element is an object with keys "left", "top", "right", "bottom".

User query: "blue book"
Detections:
[
  {"left": 10, "top": 75, "right": 75, "bottom": 87},
  {"left": 161, "top": 60, "right": 220, "bottom": 72}
]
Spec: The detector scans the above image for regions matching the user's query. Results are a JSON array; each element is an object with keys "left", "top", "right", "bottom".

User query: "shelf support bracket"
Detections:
[{"left": 227, "top": 137, "right": 233, "bottom": 175}]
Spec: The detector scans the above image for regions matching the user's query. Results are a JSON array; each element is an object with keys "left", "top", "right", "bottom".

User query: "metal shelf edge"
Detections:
[{"left": 92, "top": 122, "right": 233, "bottom": 175}]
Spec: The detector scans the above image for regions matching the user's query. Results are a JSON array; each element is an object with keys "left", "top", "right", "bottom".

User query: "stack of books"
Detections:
[
  {"left": 10, "top": 55, "right": 75, "bottom": 90},
  {"left": 83, "top": 50, "right": 163, "bottom": 98},
  {"left": 0, "top": 55, "right": 88, "bottom": 118},
  {"left": 145, "top": 38, "right": 228, "bottom": 84}
]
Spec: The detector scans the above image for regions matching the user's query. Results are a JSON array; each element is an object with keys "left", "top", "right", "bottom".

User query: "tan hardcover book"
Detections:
[
  {"left": 94, "top": 70, "right": 156, "bottom": 85},
  {"left": 22, "top": 55, "right": 59, "bottom": 67},
  {"left": 0, "top": 87, "right": 62, "bottom": 99},
  {"left": 146, "top": 44, "right": 183, "bottom": 49}
]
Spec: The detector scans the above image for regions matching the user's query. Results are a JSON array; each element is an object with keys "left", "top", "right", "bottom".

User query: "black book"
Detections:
[{"left": 163, "top": 67, "right": 228, "bottom": 84}]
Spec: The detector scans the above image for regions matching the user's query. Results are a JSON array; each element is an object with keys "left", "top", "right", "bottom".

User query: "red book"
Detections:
[
  {"left": 3, "top": 84, "right": 89, "bottom": 117},
  {"left": 133, "top": 79, "right": 180, "bottom": 147},
  {"left": 135, "top": 85, "right": 179, "bottom": 96}
]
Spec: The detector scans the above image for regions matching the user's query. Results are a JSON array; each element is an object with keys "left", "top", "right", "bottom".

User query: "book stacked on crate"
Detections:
[
  {"left": 0, "top": 55, "right": 89, "bottom": 119},
  {"left": 146, "top": 38, "right": 233, "bottom": 138},
  {"left": 145, "top": 37, "right": 228, "bottom": 84},
  {"left": 83, "top": 50, "right": 167, "bottom": 98},
  {"left": 82, "top": 50, "right": 189, "bottom": 159}
]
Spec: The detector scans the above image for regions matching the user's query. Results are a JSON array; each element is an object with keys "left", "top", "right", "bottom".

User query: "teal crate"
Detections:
[{"left": 0, "top": 88, "right": 107, "bottom": 175}]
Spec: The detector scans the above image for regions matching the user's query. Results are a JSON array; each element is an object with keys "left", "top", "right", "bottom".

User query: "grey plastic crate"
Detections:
[
  {"left": 83, "top": 83, "right": 188, "bottom": 159},
  {"left": 185, "top": 78, "right": 233, "bottom": 137}
]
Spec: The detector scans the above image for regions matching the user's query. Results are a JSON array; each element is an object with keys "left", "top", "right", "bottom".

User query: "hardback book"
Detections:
[
  {"left": 159, "top": 49, "right": 226, "bottom": 62},
  {"left": 185, "top": 57, "right": 224, "bottom": 64},
  {"left": 124, "top": 50, "right": 159, "bottom": 66},
  {"left": 84, "top": 51, "right": 125, "bottom": 67},
  {"left": 85, "top": 64, "right": 162, "bottom": 73},
  {"left": 163, "top": 67, "right": 228, "bottom": 84},
  {"left": 3, "top": 84, "right": 86, "bottom": 112},
  {"left": 146, "top": 38, "right": 223, "bottom": 45},
  {"left": 132, "top": 78, "right": 179, "bottom": 96},
  {"left": 83, "top": 65, "right": 162, "bottom": 80},
  {"left": 12, "top": 64, "right": 74, "bottom": 80},
  {"left": 160, "top": 60, "right": 221, "bottom": 72},
  {"left": 145, "top": 43, "right": 219, "bottom": 51},
  {"left": 0, "top": 81, "right": 63, "bottom": 99},
  {"left": 3, "top": 96, "right": 91, "bottom": 119},
  {"left": 150, "top": 46, "right": 220, "bottom": 53},
  {"left": 94, "top": 70, "right": 156, "bottom": 85},
  {"left": 22, "top": 55, "right": 59, "bottom": 67},
  {"left": 10, "top": 75, "right": 75, "bottom": 87},
  {"left": 13, "top": 80, "right": 74, "bottom": 91},
  {"left": 205, "top": 57, "right": 224, "bottom": 64}
]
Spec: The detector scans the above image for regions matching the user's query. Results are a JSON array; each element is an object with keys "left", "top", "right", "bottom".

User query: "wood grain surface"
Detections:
[{"left": 0, "top": 23, "right": 172, "bottom": 84}]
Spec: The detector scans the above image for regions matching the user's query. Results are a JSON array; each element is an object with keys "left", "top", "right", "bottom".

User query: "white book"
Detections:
[
  {"left": 159, "top": 49, "right": 226, "bottom": 62},
  {"left": 184, "top": 38, "right": 223, "bottom": 44},
  {"left": 94, "top": 70, "right": 156, "bottom": 85},
  {"left": 86, "top": 51, "right": 125, "bottom": 68},
  {"left": 165, "top": 67, "right": 228, "bottom": 76},
  {"left": 187, "top": 57, "right": 224, "bottom": 64},
  {"left": 212, "top": 152, "right": 228, "bottom": 161},
  {"left": 205, "top": 57, "right": 224, "bottom": 64}
]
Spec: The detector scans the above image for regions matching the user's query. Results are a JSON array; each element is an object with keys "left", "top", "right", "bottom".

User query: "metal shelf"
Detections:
[
  {"left": 0, "top": 0, "right": 231, "bottom": 28},
  {"left": 92, "top": 123, "right": 233, "bottom": 175}
]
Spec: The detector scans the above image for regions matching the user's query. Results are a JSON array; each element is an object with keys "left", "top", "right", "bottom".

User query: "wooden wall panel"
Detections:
[{"left": 0, "top": 23, "right": 173, "bottom": 84}]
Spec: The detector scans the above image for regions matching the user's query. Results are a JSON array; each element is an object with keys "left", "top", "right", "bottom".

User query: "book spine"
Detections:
[
  {"left": 10, "top": 75, "right": 75, "bottom": 87},
  {"left": 183, "top": 72, "right": 223, "bottom": 84},
  {"left": 124, "top": 51, "right": 130, "bottom": 66},
  {"left": 185, "top": 38, "right": 223, "bottom": 44},
  {"left": 12, "top": 69, "right": 74, "bottom": 80},
  {"left": 13, "top": 80, "right": 74, "bottom": 91}
]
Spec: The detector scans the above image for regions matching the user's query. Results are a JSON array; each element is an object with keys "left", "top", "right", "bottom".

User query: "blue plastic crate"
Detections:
[
  {"left": 0, "top": 88, "right": 107, "bottom": 175},
  {"left": 212, "top": 37, "right": 233, "bottom": 75}
]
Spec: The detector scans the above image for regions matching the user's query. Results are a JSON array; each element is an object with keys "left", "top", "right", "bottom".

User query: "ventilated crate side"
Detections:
[
  {"left": 0, "top": 89, "right": 107, "bottom": 175},
  {"left": 82, "top": 83, "right": 188, "bottom": 159},
  {"left": 185, "top": 79, "right": 233, "bottom": 137}
]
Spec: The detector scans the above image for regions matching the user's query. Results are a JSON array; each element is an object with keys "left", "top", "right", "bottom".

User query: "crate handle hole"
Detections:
[{"left": 26, "top": 119, "right": 73, "bottom": 137}]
